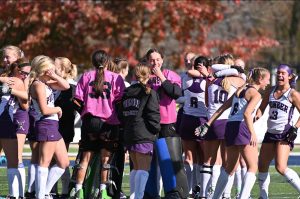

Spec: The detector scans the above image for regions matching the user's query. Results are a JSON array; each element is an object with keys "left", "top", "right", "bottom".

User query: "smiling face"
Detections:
[
  {"left": 148, "top": 52, "right": 163, "bottom": 69},
  {"left": 2, "top": 49, "right": 19, "bottom": 69},
  {"left": 259, "top": 71, "right": 270, "bottom": 90},
  {"left": 276, "top": 68, "right": 291, "bottom": 86}
]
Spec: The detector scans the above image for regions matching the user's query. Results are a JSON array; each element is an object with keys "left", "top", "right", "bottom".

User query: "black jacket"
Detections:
[{"left": 119, "top": 83, "right": 161, "bottom": 146}]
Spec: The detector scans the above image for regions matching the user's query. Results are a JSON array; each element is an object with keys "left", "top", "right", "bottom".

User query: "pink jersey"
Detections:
[
  {"left": 149, "top": 69, "right": 181, "bottom": 124},
  {"left": 75, "top": 69, "right": 125, "bottom": 124}
]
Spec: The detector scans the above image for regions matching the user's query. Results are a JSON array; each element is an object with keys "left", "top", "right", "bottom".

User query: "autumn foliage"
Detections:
[{"left": 0, "top": 1, "right": 278, "bottom": 70}]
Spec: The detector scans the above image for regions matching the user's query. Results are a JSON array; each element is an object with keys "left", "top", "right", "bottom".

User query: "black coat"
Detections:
[{"left": 119, "top": 83, "right": 161, "bottom": 146}]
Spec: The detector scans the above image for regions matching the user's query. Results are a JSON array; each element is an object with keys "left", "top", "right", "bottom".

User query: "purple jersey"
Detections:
[
  {"left": 75, "top": 69, "right": 125, "bottom": 125},
  {"left": 148, "top": 69, "right": 181, "bottom": 124}
]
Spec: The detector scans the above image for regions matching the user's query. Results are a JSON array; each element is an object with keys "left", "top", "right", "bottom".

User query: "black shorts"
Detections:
[{"left": 80, "top": 114, "right": 120, "bottom": 151}]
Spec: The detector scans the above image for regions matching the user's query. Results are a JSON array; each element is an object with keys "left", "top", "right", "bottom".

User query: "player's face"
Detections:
[
  {"left": 148, "top": 52, "right": 163, "bottom": 69},
  {"left": 276, "top": 69, "right": 290, "bottom": 86},
  {"left": 184, "top": 53, "right": 194, "bottom": 68},
  {"left": 2, "top": 49, "right": 18, "bottom": 69},
  {"left": 260, "top": 72, "right": 270, "bottom": 90}
]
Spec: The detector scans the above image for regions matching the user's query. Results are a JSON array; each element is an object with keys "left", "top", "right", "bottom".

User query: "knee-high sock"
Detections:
[
  {"left": 45, "top": 165, "right": 65, "bottom": 194},
  {"left": 284, "top": 168, "right": 300, "bottom": 193},
  {"left": 184, "top": 163, "right": 193, "bottom": 194},
  {"left": 194, "top": 164, "right": 201, "bottom": 187},
  {"left": 134, "top": 170, "right": 149, "bottom": 199},
  {"left": 223, "top": 173, "right": 234, "bottom": 198},
  {"left": 211, "top": 165, "right": 221, "bottom": 193},
  {"left": 27, "top": 164, "right": 37, "bottom": 193},
  {"left": 36, "top": 166, "right": 49, "bottom": 199},
  {"left": 241, "top": 166, "right": 247, "bottom": 184},
  {"left": 235, "top": 166, "right": 242, "bottom": 195},
  {"left": 8, "top": 168, "right": 19, "bottom": 197},
  {"left": 239, "top": 172, "right": 256, "bottom": 199},
  {"left": 61, "top": 167, "right": 71, "bottom": 194},
  {"left": 212, "top": 168, "right": 230, "bottom": 199},
  {"left": 200, "top": 164, "right": 213, "bottom": 197},
  {"left": 18, "top": 163, "right": 26, "bottom": 197},
  {"left": 130, "top": 170, "right": 137, "bottom": 199},
  {"left": 258, "top": 172, "right": 270, "bottom": 199}
]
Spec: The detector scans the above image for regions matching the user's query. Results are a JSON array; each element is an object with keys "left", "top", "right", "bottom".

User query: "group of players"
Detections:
[{"left": 0, "top": 45, "right": 299, "bottom": 199}]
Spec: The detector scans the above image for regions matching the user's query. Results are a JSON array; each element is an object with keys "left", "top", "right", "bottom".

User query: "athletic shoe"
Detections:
[
  {"left": 45, "top": 194, "right": 54, "bottom": 199},
  {"left": 99, "top": 189, "right": 112, "bottom": 199},
  {"left": 69, "top": 189, "right": 84, "bottom": 199},
  {"left": 119, "top": 190, "right": 127, "bottom": 199}
]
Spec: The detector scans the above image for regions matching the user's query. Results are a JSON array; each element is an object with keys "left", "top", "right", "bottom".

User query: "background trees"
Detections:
[{"left": 0, "top": 1, "right": 298, "bottom": 75}]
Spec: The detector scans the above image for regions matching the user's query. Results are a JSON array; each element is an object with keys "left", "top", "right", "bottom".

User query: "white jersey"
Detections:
[
  {"left": 32, "top": 81, "right": 58, "bottom": 121},
  {"left": 228, "top": 86, "right": 261, "bottom": 122},
  {"left": 207, "top": 77, "right": 237, "bottom": 119},
  {"left": 181, "top": 73, "right": 207, "bottom": 117},
  {"left": 0, "top": 91, "right": 17, "bottom": 121},
  {"left": 267, "top": 87, "right": 294, "bottom": 134}
]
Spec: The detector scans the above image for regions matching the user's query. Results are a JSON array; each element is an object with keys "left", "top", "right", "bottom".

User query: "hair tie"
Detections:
[{"left": 248, "top": 68, "right": 254, "bottom": 78}]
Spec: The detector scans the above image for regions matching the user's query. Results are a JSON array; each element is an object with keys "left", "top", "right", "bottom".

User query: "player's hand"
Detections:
[
  {"left": 195, "top": 123, "right": 210, "bottom": 137},
  {"left": 286, "top": 126, "right": 298, "bottom": 142}
]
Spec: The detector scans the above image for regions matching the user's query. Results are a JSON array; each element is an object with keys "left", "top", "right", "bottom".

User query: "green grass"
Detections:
[{"left": 1, "top": 166, "right": 300, "bottom": 198}]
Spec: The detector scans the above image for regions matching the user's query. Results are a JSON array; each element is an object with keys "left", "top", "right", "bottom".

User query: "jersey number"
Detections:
[
  {"left": 231, "top": 102, "right": 239, "bottom": 115},
  {"left": 89, "top": 81, "right": 112, "bottom": 99},
  {"left": 190, "top": 97, "right": 198, "bottom": 108},
  {"left": 213, "top": 90, "right": 228, "bottom": 104},
  {"left": 269, "top": 110, "right": 278, "bottom": 120}
]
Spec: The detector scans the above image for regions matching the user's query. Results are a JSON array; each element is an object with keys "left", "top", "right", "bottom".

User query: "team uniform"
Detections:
[
  {"left": 178, "top": 73, "right": 207, "bottom": 141},
  {"left": 32, "top": 82, "right": 61, "bottom": 142},
  {"left": 206, "top": 77, "right": 237, "bottom": 140},
  {"left": 263, "top": 87, "right": 295, "bottom": 148},
  {"left": 145, "top": 69, "right": 189, "bottom": 199},
  {"left": 225, "top": 86, "right": 261, "bottom": 146},
  {"left": 0, "top": 92, "right": 17, "bottom": 138},
  {"left": 75, "top": 69, "right": 125, "bottom": 151}
]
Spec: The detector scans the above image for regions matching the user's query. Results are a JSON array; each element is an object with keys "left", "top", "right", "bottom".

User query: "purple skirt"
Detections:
[
  {"left": 127, "top": 143, "right": 154, "bottom": 155},
  {"left": 35, "top": 119, "right": 62, "bottom": 142},
  {"left": 179, "top": 114, "right": 207, "bottom": 141},
  {"left": 0, "top": 110, "right": 16, "bottom": 139},
  {"left": 13, "top": 109, "right": 29, "bottom": 135},
  {"left": 225, "top": 121, "right": 251, "bottom": 146},
  {"left": 204, "top": 119, "right": 227, "bottom": 140},
  {"left": 263, "top": 129, "right": 293, "bottom": 149}
]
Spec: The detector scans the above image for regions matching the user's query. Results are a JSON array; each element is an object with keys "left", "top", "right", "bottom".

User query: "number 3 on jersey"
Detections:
[{"left": 269, "top": 110, "right": 278, "bottom": 120}]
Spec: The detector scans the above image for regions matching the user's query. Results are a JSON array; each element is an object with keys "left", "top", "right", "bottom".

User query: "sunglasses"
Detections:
[{"left": 19, "top": 70, "right": 30, "bottom": 77}]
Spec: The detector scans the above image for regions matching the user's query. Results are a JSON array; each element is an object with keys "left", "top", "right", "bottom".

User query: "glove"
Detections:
[
  {"left": 0, "top": 83, "right": 12, "bottom": 95},
  {"left": 231, "top": 65, "right": 245, "bottom": 73},
  {"left": 286, "top": 126, "right": 298, "bottom": 142},
  {"left": 195, "top": 123, "right": 210, "bottom": 137}
]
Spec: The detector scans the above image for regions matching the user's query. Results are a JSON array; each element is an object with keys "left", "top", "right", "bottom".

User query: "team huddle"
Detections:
[{"left": 0, "top": 45, "right": 299, "bottom": 199}]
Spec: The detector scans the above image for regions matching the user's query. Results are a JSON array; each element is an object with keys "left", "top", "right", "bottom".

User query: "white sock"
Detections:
[
  {"left": 100, "top": 183, "right": 107, "bottom": 191},
  {"left": 18, "top": 163, "right": 26, "bottom": 197},
  {"left": 241, "top": 167, "right": 247, "bottom": 182},
  {"left": 134, "top": 170, "right": 149, "bottom": 199},
  {"left": 130, "top": 170, "right": 137, "bottom": 199},
  {"left": 45, "top": 165, "right": 65, "bottom": 194},
  {"left": 211, "top": 165, "right": 221, "bottom": 193},
  {"left": 235, "top": 166, "right": 242, "bottom": 195},
  {"left": 239, "top": 172, "right": 256, "bottom": 199},
  {"left": 223, "top": 173, "right": 234, "bottom": 198},
  {"left": 184, "top": 163, "right": 193, "bottom": 194},
  {"left": 8, "top": 168, "right": 19, "bottom": 197},
  {"left": 36, "top": 166, "right": 49, "bottom": 199},
  {"left": 284, "top": 168, "right": 300, "bottom": 193},
  {"left": 75, "top": 183, "right": 83, "bottom": 192},
  {"left": 212, "top": 168, "right": 229, "bottom": 199},
  {"left": 200, "top": 164, "right": 212, "bottom": 197},
  {"left": 61, "top": 167, "right": 71, "bottom": 194},
  {"left": 258, "top": 172, "right": 270, "bottom": 199},
  {"left": 27, "top": 164, "right": 37, "bottom": 193}
]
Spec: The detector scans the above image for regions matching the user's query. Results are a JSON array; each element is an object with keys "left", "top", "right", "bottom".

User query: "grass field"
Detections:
[{"left": 0, "top": 166, "right": 300, "bottom": 198}]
